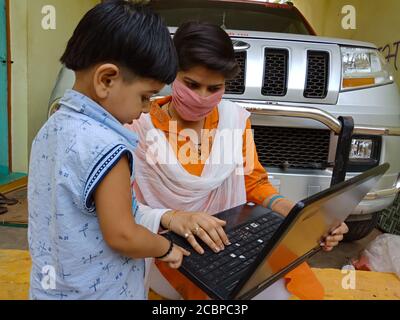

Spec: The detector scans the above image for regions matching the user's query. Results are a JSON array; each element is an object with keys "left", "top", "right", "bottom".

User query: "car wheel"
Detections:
[{"left": 343, "top": 212, "right": 379, "bottom": 242}]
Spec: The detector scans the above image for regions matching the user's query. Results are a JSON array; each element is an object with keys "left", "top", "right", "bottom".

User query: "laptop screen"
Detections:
[{"left": 236, "top": 164, "right": 388, "bottom": 299}]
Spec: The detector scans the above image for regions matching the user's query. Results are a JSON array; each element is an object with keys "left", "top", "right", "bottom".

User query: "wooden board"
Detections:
[{"left": 1, "top": 250, "right": 399, "bottom": 300}]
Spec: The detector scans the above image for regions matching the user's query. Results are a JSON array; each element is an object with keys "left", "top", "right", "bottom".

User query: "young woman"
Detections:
[{"left": 127, "top": 21, "right": 348, "bottom": 300}]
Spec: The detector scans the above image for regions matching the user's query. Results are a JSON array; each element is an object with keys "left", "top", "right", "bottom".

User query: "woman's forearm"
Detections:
[
  {"left": 271, "top": 198, "right": 296, "bottom": 217},
  {"left": 262, "top": 195, "right": 295, "bottom": 217}
]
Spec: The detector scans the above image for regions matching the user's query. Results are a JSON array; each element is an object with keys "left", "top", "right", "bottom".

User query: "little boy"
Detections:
[{"left": 28, "top": 1, "right": 188, "bottom": 300}]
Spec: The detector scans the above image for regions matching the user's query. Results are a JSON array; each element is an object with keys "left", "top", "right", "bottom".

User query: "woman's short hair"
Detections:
[{"left": 173, "top": 21, "right": 240, "bottom": 79}]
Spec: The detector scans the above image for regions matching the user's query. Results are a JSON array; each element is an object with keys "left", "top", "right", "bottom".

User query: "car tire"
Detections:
[{"left": 343, "top": 212, "right": 379, "bottom": 242}]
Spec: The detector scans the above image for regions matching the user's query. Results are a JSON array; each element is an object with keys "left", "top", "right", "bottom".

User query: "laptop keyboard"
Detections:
[{"left": 183, "top": 214, "right": 283, "bottom": 292}]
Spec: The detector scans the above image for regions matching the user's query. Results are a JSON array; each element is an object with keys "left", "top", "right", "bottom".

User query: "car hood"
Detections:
[{"left": 168, "top": 27, "right": 377, "bottom": 49}]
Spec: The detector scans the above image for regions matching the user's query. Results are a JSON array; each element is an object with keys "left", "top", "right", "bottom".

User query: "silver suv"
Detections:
[{"left": 49, "top": 0, "right": 400, "bottom": 240}]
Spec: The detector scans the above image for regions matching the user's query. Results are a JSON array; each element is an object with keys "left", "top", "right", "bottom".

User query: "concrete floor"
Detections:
[
  {"left": 0, "top": 188, "right": 29, "bottom": 250},
  {"left": 0, "top": 188, "right": 382, "bottom": 269}
]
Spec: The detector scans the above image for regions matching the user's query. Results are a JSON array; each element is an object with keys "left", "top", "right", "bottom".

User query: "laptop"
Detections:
[{"left": 166, "top": 163, "right": 390, "bottom": 300}]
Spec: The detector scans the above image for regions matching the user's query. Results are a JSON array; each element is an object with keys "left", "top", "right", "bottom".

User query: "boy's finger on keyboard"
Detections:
[{"left": 179, "top": 246, "right": 191, "bottom": 256}]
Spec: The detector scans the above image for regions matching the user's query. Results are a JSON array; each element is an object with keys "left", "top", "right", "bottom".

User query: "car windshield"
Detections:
[{"left": 150, "top": 0, "right": 311, "bottom": 35}]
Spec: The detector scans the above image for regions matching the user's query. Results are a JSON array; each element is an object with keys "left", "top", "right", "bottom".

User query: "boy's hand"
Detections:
[{"left": 159, "top": 245, "right": 190, "bottom": 269}]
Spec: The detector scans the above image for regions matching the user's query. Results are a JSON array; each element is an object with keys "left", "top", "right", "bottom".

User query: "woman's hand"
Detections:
[
  {"left": 161, "top": 211, "right": 231, "bottom": 254},
  {"left": 266, "top": 195, "right": 349, "bottom": 252},
  {"left": 321, "top": 223, "right": 349, "bottom": 252}
]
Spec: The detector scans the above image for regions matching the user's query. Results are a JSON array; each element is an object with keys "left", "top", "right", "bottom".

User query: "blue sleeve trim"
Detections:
[{"left": 83, "top": 144, "right": 133, "bottom": 213}]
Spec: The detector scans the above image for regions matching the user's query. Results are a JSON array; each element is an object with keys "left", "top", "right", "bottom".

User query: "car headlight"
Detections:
[
  {"left": 341, "top": 47, "right": 394, "bottom": 90},
  {"left": 348, "top": 135, "right": 382, "bottom": 172}
]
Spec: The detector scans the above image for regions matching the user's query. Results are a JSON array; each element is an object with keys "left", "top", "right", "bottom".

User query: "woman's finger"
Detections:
[
  {"left": 214, "top": 217, "right": 227, "bottom": 226},
  {"left": 326, "top": 234, "right": 344, "bottom": 243},
  {"left": 325, "top": 240, "right": 339, "bottom": 247},
  {"left": 198, "top": 220, "right": 225, "bottom": 249},
  {"left": 216, "top": 225, "right": 231, "bottom": 246},
  {"left": 186, "top": 234, "right": 205, "bottom": 255},
  {"left": 205, "top": 227, "right": 225, "bottom": 250},
  {"left": 198, "top": 212, "right": 226, "bottom": 226},
  {"left": 332, "top": 223, "right": 349, "bottom": 235},
  {"left": 196, "top": 227, "right": 221, "bottom": 253},
  {"left": 325, "top": 242, "right": 339, "bottom": 248}
]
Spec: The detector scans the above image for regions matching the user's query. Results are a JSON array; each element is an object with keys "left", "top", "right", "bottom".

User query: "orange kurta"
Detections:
[
  {"left": 150, "top": 97, "right": 278, "bottom": 203},
  {"left": 151, "top": 97, "right": 323, "bottom": 300}
]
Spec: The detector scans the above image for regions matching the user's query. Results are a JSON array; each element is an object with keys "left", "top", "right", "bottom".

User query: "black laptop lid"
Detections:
[{"left": 233, "top": 163, "right": 389, "bottom": 299}]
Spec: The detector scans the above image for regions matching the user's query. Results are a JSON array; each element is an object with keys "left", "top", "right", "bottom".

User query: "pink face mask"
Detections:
[{"left": 171, "top": 79, "right": 225, "bottom": 122}]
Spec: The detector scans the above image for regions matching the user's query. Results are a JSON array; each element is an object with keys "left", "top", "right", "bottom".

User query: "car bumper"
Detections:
[
  {"left": 266, "top": 167, "right": 400, "bottom": 215},
  {"left": 234, "top": 100, "right": 400, "bottom": 215},
  {"left": 356, "top": 177, "right": 400, "bottom": 214}
]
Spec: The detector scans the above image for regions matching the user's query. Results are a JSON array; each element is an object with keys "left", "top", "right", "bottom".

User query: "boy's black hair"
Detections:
[
  {"left": 173, "top": 21, "right": 239, "bottom": 79},
  {"left": 60, "top": 0, "right": 177, "bottom": 84}
]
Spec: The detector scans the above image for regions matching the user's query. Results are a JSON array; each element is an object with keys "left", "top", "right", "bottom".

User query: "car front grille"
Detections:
[
  {"left": 225, "top": 47, "right": 330, "bottom": 99},
  {"left": 252, "top": 126, "right": 331, "bottom": 170},
  {"left": 304, "top": 51, "right": 330, "bottom": 99},
  {"left": 225, "top": 51, "right": 246, "bottom": 94},
  {"left": 262, "top": 48, "right": 288, "bottom": 97}
]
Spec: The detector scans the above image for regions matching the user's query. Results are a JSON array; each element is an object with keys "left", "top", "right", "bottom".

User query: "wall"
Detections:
[
  {"left": 9, "top": 0, "right": 98, "bottom": 173},
  {"left": 0, "top": 0, "right": 9, "bottom": 174},
  {"left": 9, "top": 0, "right": 28, "bottom": 173},
  {"left": 293, "top": 0, "right": 400, "bottom": 85},
  {"left": 9, "top": 0, "right": 400, "bottom": 172}
]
